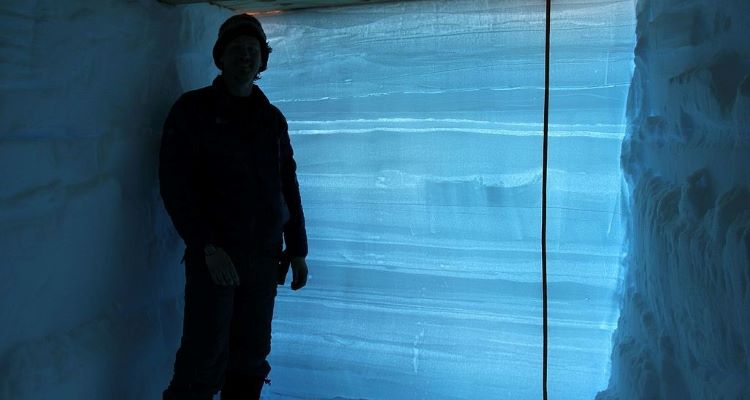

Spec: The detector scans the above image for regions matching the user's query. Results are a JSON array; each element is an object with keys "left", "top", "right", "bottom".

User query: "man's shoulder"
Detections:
[
  {"left": 254, "top": 86, "right": 285, "bottom": 118},
  {"left": 267, "top": 103, "right": 285, "bottom": 120}
]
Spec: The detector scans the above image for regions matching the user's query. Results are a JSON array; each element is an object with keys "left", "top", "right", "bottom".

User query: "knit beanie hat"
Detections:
[{"left": 212, "top": 14, "right": 271, "bottom": 72}]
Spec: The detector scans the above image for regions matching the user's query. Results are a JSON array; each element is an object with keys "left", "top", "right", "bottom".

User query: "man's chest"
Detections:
[{"left": 194, "top": 110, "right": 281, "bottom": 175}]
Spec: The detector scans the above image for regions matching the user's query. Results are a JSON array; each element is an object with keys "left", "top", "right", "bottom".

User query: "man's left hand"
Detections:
[{"left": 290, "top": 257, "right": 308, "bottom": 290}]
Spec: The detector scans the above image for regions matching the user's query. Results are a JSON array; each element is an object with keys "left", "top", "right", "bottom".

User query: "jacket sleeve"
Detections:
[
  {"left": 279, "top": 114, "right": 309, "bottom": 257},
  {"left": 158, "top": 96, "right": 215, "bottom": 250}
]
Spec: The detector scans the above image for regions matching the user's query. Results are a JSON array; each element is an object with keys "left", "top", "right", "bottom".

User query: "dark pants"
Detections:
[{"left": 163, "top": 248, "right": 278, "bottom": 400}]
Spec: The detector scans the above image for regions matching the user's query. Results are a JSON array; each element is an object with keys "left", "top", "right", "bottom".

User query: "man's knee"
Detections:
[{"left": 220, "top": 371, "right": 268, "bottom": 400}]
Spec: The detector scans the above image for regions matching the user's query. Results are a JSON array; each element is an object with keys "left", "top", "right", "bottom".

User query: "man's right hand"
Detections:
[{"left": 205, "top": 246, "right": 240, "bottom": 286}]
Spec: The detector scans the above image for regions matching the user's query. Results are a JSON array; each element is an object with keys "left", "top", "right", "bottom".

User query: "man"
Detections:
[{"left": 159, "top": 14, "right": 309, "bottom": 400}]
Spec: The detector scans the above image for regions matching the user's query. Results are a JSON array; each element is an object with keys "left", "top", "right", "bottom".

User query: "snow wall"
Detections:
[
  {"left": 0, "top": 0, "right": 642, "bottom": 399},
  {"left": 257, "top": 1, "right": 630, "bottom": 399},
  {"left": 0, "top": 1, "right": 231, "bottom": 398},
  {"left": 597, "top": 0, "right": 750, "bottom": 399}
]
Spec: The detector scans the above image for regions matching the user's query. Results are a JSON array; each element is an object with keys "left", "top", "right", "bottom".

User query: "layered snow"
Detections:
[
  {"left": 597, "top": 0, "right": 750, "bottom": 399},
  {"left": 259, "top": 1, "right": 632, "bottom": 398},
  {"left": 0, "top": 0, "right": 634, "bottom": 399}
]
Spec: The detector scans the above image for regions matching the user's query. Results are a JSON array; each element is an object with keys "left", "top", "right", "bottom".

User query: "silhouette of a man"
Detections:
[{"left": 159, "top": 14, "right": 308, "bottom": 400}]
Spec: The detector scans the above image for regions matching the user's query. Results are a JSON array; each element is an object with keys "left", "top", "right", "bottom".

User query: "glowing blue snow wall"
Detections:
[{"left": 258, "top": 0, "right": 634, "bottom": 398}]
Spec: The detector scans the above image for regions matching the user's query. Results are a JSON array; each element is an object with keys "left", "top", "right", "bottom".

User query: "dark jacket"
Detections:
[{"left": 159, "top": 76, "right": 308, "bottom": 258}]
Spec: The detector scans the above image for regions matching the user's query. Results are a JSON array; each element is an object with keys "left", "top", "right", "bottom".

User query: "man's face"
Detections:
[{"left": 220, "top": 35, "right": 262, "bottom": 83}]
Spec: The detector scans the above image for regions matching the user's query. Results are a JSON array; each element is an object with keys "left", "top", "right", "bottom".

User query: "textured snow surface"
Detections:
[
  {"left": 0, "top": 1, "right": 231, "bottom": 398},
  {"left": 597, "top": 0, "right": 750, "bottom": 399},
  {"left": 0, "top": 0, "right": 633, "bottom": 399}
]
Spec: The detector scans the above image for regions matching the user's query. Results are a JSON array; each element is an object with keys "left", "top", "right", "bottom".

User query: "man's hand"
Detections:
[
  {"left": 290, "top": 257, "right": 308, "bottom": 290},
  {"left": 205, "top": 246, "right": 240, "bottom": 286}
]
